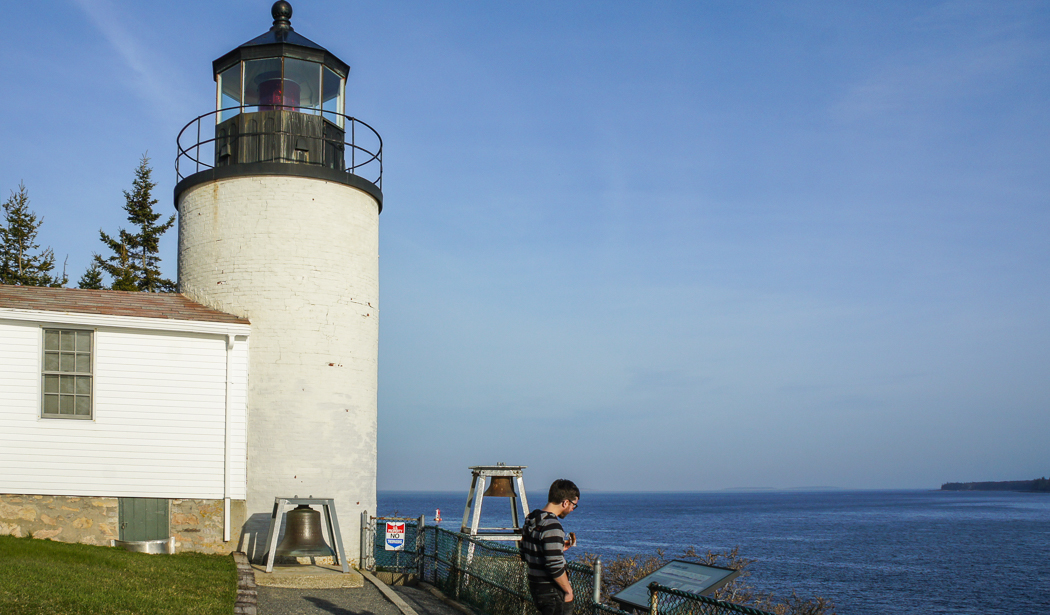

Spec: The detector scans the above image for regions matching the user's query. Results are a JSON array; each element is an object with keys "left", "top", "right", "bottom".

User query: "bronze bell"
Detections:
[
  {"left": 483, "top": 476, "right": 516, "bottom": 497},
  {"left": 274, "top": 505, "right": 335, "bottom": 558}
]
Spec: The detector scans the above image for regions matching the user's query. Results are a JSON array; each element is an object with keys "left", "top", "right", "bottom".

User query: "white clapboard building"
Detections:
[
  {"left": 0, "top": 2, "right": 383, "bottom": 562},
  {"left": 0, "top": 287, "right": 251, "bottom": 553}
]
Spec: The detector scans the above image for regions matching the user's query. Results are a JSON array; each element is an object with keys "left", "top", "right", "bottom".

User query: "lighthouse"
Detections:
[{"left": 174, "top": 1, "right": 382, "bottom": 564}]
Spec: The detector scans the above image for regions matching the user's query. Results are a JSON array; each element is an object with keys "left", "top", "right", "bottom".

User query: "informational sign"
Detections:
[
  {"left": 385, "top": 522, "right": 405, "bottom": 551},
  {"left": 611, "top": 560, "right": 740, "bottom": 611}
]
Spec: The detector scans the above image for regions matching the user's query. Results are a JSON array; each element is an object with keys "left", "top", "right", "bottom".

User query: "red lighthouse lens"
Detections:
[{"left": 259, "top": 78, "right": 301, "bottom": 110}]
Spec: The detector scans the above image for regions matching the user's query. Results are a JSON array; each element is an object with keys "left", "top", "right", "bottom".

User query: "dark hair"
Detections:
[{"left": 548, "top": 479, "right": 580, "bottom": 504}]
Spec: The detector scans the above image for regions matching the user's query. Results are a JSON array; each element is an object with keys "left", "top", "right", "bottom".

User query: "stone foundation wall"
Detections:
[
  {"left": 0, "top": 493, "right": 246, "bottom": 554},
  {"left": 171, "top": 498, "right": 247, "bottom": 554},
  {"left": 0, "top": 494, "right": 118, "bottom": 545}
]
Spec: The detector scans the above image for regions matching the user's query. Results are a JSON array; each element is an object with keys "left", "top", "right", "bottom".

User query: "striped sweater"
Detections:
[{"left": 520, "top": 509, "right": 567, "bottom": 585}]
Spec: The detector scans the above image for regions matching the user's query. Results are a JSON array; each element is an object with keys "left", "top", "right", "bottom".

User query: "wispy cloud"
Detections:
[
  {"left": 831, "top": 7, "right": 1045, "bottom": 123},
  {"left": 69, "top": 0, "right": 188, "bottom": 121}
]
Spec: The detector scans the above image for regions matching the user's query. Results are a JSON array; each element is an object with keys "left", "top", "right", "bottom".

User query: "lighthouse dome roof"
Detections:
[{"left": 212, "top": 1, "right": 349, "bottom": 79}]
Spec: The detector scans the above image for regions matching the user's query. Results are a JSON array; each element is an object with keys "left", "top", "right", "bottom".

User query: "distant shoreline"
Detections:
[{"left": 941, "top": 478, "right": 1049, "bottom": 493}]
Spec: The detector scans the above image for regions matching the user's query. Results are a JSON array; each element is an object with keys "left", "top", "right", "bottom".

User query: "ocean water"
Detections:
[{"left": 378, "top": 490, "right": 1050, "bottom": 615}]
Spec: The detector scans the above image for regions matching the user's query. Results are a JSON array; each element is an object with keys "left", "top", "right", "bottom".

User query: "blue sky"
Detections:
[{"left": 2, "top": 1, "right": 1048, "bottom": 492}]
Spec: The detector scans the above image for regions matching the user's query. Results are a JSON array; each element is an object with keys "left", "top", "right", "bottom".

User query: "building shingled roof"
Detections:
[{"left": 0, "top": 285, "right": 249, "bottom": 325}]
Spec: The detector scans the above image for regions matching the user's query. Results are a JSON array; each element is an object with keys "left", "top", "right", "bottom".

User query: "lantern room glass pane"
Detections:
[
  {"left": 243, "top": 58, "right": 283, "bottom": 112},
  {"left": 218, "top": 64, "right": 242, "bottom": 122},
  {"left": 285, "top": 58, "right": 321, "bottom": 114},
  {"left": 322, "top": 67, "right": 344, "bottom": 127}
]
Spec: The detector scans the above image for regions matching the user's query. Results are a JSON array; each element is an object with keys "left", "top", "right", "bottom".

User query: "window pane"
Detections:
[
  {"left": 243, "top": 58, "right": 282, "bottom": 111},
  {"left": 76, "top": 331, "right": 91, "bottom": 352},
  {"left": 44, "top": 330, "right": 60, "bottom": 350},
  {"left": 41, "top": 329, "right": 93, "bottom": 419},
  {"left": 219, "top": 63, "right": 242, "bottom": 122},
  {"left": 322, "top": 68, "right": 344, "bottom": 127},
  {"left": 285, "top": 58, "right": 321, "bottom": 112}
]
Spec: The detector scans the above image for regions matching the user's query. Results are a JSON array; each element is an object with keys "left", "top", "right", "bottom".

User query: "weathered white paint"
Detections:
[
  {"left": 178, "top": 174, "right": 379, "bottom": 563},
  {"left": 0, "top": 316, "right": 249, "bottom": 500}
]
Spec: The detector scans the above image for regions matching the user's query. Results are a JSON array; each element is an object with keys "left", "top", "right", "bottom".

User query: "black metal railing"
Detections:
[{"left": 175, "top": 106, "right": 382, "bottom": 189}]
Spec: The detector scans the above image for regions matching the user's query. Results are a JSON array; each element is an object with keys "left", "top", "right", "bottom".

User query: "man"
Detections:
[{"left": 520, "top": 479, "right": 580, "bottom": 615}]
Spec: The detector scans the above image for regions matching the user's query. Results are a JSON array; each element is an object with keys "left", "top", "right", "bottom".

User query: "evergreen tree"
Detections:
[
  {"left": 94, "top": 232, "right": 139, "bottom": 292},
  {"left": 0, "top": 182, "right": 68, "bottom": 287},
  {"left": 96, "top": 154, "right": 176, "bottom": 292},
  {"left": 78, "top": 261, "right": 105, "bottom": 290}
]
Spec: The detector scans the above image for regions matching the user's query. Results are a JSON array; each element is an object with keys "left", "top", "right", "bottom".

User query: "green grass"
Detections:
[{"left": 0, "top": 535, "right": 237, "bottom": 615}]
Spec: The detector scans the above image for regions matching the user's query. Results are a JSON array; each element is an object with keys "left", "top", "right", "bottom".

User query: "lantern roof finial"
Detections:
[{"left": 271, "top": 1, "right": 293, "bottom": 31}]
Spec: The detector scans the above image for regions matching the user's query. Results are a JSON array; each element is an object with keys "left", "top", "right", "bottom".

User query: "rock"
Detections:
[{"left": 172, "top": 512, "right": 199, "bottom": 525}]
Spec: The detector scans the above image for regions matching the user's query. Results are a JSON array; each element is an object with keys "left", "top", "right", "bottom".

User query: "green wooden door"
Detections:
[{"left": 118, "top": 498, "right": 169, "bottom": 541}]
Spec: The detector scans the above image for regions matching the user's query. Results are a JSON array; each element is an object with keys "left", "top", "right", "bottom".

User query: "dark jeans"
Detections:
[{"left": 530, "top": 584, "right": 573, "bottom": 615}]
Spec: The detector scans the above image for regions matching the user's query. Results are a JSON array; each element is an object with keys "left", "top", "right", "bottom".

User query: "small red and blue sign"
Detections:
[{"left": 385, "top": 522, "right": 405, "bottom": 551}]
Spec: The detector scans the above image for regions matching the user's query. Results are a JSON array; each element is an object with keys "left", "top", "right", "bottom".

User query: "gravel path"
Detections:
[
  {"left": 258, "top": 580, "right": 469, "bottom": 615},
  {"left": 258, "top": 581, "right": 404, "bottom": 615},
  {"left": 392, "top": 584, "right": 471, "bottom": 615}
]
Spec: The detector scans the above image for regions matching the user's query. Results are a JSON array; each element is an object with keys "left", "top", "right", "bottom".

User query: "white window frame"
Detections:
[{"left": 40, "top": 327, "right": 94, "bottom": 420}]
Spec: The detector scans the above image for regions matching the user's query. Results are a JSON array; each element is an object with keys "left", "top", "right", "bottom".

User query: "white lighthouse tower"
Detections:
[{"left": 174, "top": 1, "right": 382, "bottom": 564}]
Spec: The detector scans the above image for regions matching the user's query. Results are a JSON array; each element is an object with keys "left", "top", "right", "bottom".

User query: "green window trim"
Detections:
[{"left": 41, "top": 328, "right": 93, "bottom": 419}]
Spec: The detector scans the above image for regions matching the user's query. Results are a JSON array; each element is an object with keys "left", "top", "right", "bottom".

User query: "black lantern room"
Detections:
[
  {"left": 212, "top": 1, "right": 347, "bottom": 169},
  {"left": 175, "top": 1, "right": 382, "bottom": 203}
]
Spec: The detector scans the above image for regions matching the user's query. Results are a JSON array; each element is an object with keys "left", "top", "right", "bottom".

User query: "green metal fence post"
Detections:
[
  {"left": 592, "top": 558, "right": 602, "bottom": 615},
  {"left": 360, "top": 510, "right": 369, "bottom": 571},
  {"left": 417, "top": 515, "right": 426, "bottom": 580}
]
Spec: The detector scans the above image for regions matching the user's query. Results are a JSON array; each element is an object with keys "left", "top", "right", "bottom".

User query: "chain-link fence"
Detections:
[
  {"left": 362, "top": 522, "right": 771, "bottom": 615},
  {"left": 363, "top": 515, "right": 425, "bottom": 574},
  {"left": 648, "top": 584, "right": 774, "bottom": 615},
  {"left": 413, "top": 526, "right": 635, "bottom": 615},
  {"left": 421, "top": 526, "right": 610, "bottom": 615}
]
